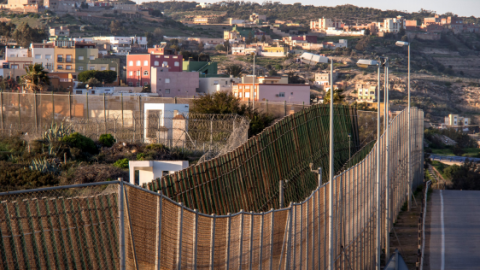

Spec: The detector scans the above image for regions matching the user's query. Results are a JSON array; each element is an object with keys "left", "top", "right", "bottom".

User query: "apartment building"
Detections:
[
  {"left": 31, "top": 42, "right": 55, "bottom": 71},
  {"left": 126, "top": 53, "right": 183, "bottom": 86},
  {"left": 356, "top": 82, "right": 377, "bottom": 103},
  {"left": 310, "top": 18, "right": 342, "bottom": 32},
  {"left": 150, "top": 67, "right": 199, "bottom": 97},
  {"left": 232, "top": 75, "right": 310, "bottom": 104}
]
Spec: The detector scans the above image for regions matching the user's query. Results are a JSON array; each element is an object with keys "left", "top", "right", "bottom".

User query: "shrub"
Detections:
[
  {"left": 99, "top": 134, "right": 116, "bottom": 147},
  {"left": 62, "top": 132, "right": 97, "bottom": 154},
  {"left": 113, "top": 158, "right": 129, "bottom": 169}
]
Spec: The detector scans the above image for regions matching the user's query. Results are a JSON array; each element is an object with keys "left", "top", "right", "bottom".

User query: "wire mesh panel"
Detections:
[{"left": 0, "top": 183, "right": 120, "bottom": 270}]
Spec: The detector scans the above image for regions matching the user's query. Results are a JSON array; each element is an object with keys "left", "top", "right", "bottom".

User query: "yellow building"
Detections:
[{"left": 54, "top": 41, "right": 76, "bottom": 74}]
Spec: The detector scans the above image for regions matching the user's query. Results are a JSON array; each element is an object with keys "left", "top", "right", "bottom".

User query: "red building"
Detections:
[{"left": 126, "top": 53, "right": 183, "bottom": 86}]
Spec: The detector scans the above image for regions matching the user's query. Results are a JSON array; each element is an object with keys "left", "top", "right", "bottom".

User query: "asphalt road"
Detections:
[{"left": 426, "top": 190, "right": 480, "bottom": 270}]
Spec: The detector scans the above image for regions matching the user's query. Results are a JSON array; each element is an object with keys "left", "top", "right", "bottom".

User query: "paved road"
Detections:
[{"left": 426, "top": 190, "right": 480, "bottom": 270}]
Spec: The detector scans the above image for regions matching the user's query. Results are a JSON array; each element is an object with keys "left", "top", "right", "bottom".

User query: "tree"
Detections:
[
  {"left": 22, "top": 64, "right": 50, "bottom": 92},
  {"left": 323, "top": 88, "right": 346, "bottom": 104},
  {"left": 215, "top": 44, "right": 226, "bottom": 51},
  {"left": 225, "top": 64, "right": 244, "bottom": 77},
  {"left": 13, "top": 23, "right": 47, "bottom": 48},
  {"left": 78, "top": 70, "right": 117, "bottom": 84},
  {"left": 191, "top": 92, "right": 274, "bottom": 136}
]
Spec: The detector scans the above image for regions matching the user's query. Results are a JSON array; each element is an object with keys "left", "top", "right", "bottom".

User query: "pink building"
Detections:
[
  {"left": 232, "top": 80, "right": 310, "bottom": 104},
  {"left": 150, "top": 67, "right": 199, "bottom": 98}
]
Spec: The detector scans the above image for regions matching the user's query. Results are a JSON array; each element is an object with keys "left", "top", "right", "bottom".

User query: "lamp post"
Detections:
[
  {"left": 318, "top": 55, "right": 334, "bottom": 270},
  {"left": 396, "top": 41, "right": 411, "bottom": 211},
  {"left": 357, "top": 59, "right": 381, "bottom": 270}
]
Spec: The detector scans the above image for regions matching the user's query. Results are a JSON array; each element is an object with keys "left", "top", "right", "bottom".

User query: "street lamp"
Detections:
[
  {"left": 356, "top": 58, "right": 381, "bottom": 270},
  {"left": 317, "top": 55, "right": 334, "bottom": 270},
  {"left": 395, "top": 41, "right": 411, "bottom": 212}
]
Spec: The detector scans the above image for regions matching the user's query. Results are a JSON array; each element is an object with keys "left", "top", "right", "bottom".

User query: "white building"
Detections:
[
  {"left": 31, "top": 43, "right": 55, "bottom": 71},
  {"left": 199, "top": 77, "right": 241, "bottom": 95},
  {"left": 128, "top": 160, "right": 189, "bottom": 186}
]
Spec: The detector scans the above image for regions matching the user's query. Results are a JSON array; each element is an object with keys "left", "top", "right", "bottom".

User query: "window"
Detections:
[
  {"left": 129, "top": 71, "right": 133, "bottom": 76},
  {"left": 35, "top": 54, "right": 41, "bottom": 59},
  {"left": 78, "top": 56, "right": 84, "bottom": 60},
  {"left": 245, "top": 92, "right": 250, "bottom": 98},
  {"left": 165, "top": 78, "right": 170, "bottom": 83},
  {"left": 101, "top": 66, "right": 106, "bottom": 71},
  {"left": 154, "top": 61, "right": 159, "bottom": 66},
  {"left": 129, "top": 61, "right": 133, "bottom": 66},
  {"left": 66, "top": 65, "right": 72, "bottom": 70},
  {"left": 165, "top": 89, "right": 170, "bottom": 94},
  {"left": 66, "top": 55, "right": 72, "bottom": 62},
  {"left": 143, "top": 71, "right": 148, "bottom": 76},
  {"left": 57, "top": 65, "right": 63, "bottom": 70},
  {"left": 45, "top": 54, "right": 51, "bottom": 60},
  {"left": 89, "top": 55, "right": 95, "bottom": 60},
  {"left": 174, "top": 61, "right": 179, "bottom": 67},
  {"left": 79, "top": 66, "right": 84, "bottom": 71},
  {"left": 136, "top": 61, "right": 141, "bottom": 66},
  {"left": 278, "top": 92, "right": 285, "bottom": 97},
  {"left": 144, "top": 61, "right": 148, "bottom": 66}
]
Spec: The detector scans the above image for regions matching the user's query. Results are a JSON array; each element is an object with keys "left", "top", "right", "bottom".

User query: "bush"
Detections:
[
  {"left": 99, "top": 134, "right": 115, "bottom": 147},
  {"left": 113, "top": 158, "right": 129, "bottom": 169},
  {"left": 62, "top": 132, "right": 97, "bottom": 154}
]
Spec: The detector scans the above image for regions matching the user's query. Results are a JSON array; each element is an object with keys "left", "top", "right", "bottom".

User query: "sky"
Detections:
[{"left": 164, "top": 0, "right": 480, "bottom": 17}]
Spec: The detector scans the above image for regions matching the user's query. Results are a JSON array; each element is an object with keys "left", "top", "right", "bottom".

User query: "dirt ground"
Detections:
[{"left": 388, "top": 186, "right": 424, "bottom": 270}]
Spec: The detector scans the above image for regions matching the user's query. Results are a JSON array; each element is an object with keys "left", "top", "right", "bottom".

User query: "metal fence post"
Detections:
[
  {"left": 104, "top": 93, "right": 107, "bottom": 134},
  {"left": 86, "top": 92, "right": 89, "bottom": 123},
  {"left": 226, "top": 213, "right": 231, "bottom": 269},
  {"left": 0, "top": 90, "right": 3, "bottom": 130},
  {"left": 176, "top": 203, "right": 184, "bottom": 270},
  {"left": 18, "top": 93, "right": 21, "bottom": 129},
  {"left": 118, "top": 178, "right": 125, "bottom": 270},
  {"left": 68, "top": 91, "right": 72, "bottom": 120},
  {"left": 210, "top": 214, "right": 216, "bottom": 270},
  {"left": 193, "top": 209, "right": 198, "bottom": 270},
  {"left": 156, "top": 191, "right": 163, "bottom": 270},
  {"left": 279, "top": 180, "right": 284, "bottom": 208}
]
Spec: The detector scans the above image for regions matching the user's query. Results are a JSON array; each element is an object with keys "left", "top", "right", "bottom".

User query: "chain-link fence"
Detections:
[{"left": 0, "top": 92, "right": 252, "bottom": 154}]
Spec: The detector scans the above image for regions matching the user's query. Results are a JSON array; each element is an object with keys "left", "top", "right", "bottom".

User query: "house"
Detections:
[
  {"left": 198, "top": 76, "right": 241, "bottom": 94},
  {"left": 445, "top": 114, "right": 471, "bottom": 126},
  {"left": 232, "top": 75, "right": 310, "bottom": 104},
  {"left": 150, "top": 67, "right": 199, "bottom": 98},
  {"left": 314, "top": 71, "right": 338, "bottom": 86},
  {"left": 356, "top": 82, "right": 377, "bottom": 103},
  {"left": 49, "top": 26, "right": 70, "bottom": 37},
  {"left": 310, "top": 17, "right": 343, "bottom": 32},
  {"left": 126, "top": 53, "right": 183, "bottom": 86},
  {"left": 129, "top": 160, "right": 189, "bottom": 186}
]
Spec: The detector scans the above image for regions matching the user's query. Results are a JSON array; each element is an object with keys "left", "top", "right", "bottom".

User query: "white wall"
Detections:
[{"left": 128, "top": 160, "right": 189, "bottom": 186}]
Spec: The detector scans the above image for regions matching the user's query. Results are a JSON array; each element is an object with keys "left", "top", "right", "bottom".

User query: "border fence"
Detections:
[{"left": 0, "top": 107, "right": 424, "bottom": 269}]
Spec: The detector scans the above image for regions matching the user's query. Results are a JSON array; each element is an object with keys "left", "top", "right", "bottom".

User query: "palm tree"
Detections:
[
  {"left": 225, "top": 64, "right": 244, "bottom": 77},
  {"left": 23, "top": 64, "right": 50, "bottom": 92}
]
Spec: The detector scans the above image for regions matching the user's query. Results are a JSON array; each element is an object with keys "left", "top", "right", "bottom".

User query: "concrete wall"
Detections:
[{"left": 129, "top": 160, "right": 189, "bottom": 186}]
